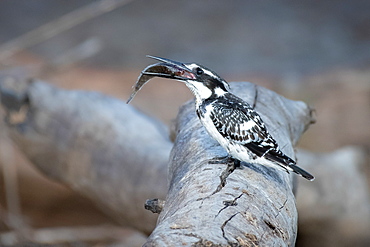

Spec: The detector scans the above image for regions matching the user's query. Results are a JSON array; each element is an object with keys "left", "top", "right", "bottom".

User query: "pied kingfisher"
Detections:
[{"left": 127, "top": 56, "right": 314, "bottom": 181}]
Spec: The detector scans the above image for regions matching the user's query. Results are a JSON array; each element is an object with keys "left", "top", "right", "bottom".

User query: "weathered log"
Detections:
[
  {"left": 0, "top": 74, "right": 315, "bottom": 245},
  {"left": 0, "top": 74, "right": 171, "bottom": 234},
  {"left": 144, "top": 82, "right": 314, "bottom": 246}
]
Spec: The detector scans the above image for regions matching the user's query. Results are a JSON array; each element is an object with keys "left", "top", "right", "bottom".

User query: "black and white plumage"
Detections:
[{"left": 127, "top": 56, "right": 314, "bottom": 181}]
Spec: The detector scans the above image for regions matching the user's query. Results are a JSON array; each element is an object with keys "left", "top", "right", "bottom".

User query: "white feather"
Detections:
[
  {"left": 214, "top": 87, "right": 226, "bottom": 97},
  {"left": 185, "top": 80, "right": 212, "bottom": 105},
  {"left": 239, "top": 120, "right": 256, "bottom": 131}
]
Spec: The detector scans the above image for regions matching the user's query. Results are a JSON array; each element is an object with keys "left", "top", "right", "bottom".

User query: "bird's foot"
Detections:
[
  {"left": 208, "top": 156, "right": 241, "bottom": 168},
  {"left": 209, "top": 156, "right": 241, "bottom": 195},
  {"left": 208, "top": 156, "right": 233, "bottom": 164}
]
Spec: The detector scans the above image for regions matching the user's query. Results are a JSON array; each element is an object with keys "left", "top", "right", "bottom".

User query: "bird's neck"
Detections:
[
  {"left": 184, "top": 80, "right": 229, "bottom": 108},
  {"left": 184, "top": 81, "right": 211, "bottom": 104}
]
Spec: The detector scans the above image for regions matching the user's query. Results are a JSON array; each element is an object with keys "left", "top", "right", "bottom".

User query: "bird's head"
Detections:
[{"left": 145, "top": 56, "right": 230, "bottom": 102}]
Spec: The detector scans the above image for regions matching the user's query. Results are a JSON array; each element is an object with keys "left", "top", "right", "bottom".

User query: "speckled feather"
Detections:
[{"left": 198, "top": 93, "right": 299, "bottom": 170}]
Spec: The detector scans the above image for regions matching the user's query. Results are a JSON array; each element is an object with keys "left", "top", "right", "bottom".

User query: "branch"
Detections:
[
  {"left": 0, "top": 74, "right": 171, "bottom": 234},
  {"left": 0, "top": 0, "right": 134, "bottom": 62},
  {"left": 144, "top": 82, "right": 314, "bottom": 246}
]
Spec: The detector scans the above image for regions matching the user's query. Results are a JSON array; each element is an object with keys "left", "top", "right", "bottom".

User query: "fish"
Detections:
[
  {"left": 126, "top": 63, "right": 170, "bottom": 104},
  {"left": 126, "top": 56, "right": 196, "bottom": 104}
]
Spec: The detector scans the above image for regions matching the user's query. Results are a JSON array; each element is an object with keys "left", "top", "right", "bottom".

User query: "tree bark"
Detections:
[
  {"left": 144, "top": 82, "right": 314, "bottom": 246},
  {"left": 0, "top": 74, "right": 171, "bottom": 234}
]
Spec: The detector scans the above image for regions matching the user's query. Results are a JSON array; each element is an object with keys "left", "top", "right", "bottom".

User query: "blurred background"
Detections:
[{"left": 0, "top": 0, "right": 369, "bottom": 246}]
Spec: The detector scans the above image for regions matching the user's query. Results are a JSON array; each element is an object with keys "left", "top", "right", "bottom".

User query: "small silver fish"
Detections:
[
  {"left": 126, "top": 63, "right": 173, "bottom": 104},
  {"left": 126, "top": 56, "right": 196, "bottom": 104}
]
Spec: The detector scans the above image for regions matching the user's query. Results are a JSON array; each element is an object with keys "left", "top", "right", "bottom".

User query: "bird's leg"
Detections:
[
  {"left": 208, "top": 156, "right": 241, "bottom": 168},
  {"left": 210, "top": 157, "right": 241, "bottom": 195},
  {"left": 233, "top": 159, "right": 241, "bottom": 168},
  {"left": 208, "top": 156, "right": 233, "bottom": 164}
]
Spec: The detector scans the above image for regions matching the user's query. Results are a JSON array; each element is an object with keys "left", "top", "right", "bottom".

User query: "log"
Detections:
[
  {"left": 144, "top": 82, "right": 314, "bottom": 246},
  {"left": 0, "top": 74, "right": 315, "bottom": 245},
  {"left": 0, "top": 73, "right": 171, "bottom": 234}
]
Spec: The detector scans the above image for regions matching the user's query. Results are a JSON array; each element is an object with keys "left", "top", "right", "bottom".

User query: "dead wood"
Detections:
[
  {"left": 0, "top": 0, "right": 134, "bottom": 62},
  {"left": 144, "top": 82, "right": 314, "bottom": 246},
  {"left": 0, "top": 74, "right": 315, "bottom": 245},
  {"left": 0, "top": 74, "right": 171, "bottom": 234}
]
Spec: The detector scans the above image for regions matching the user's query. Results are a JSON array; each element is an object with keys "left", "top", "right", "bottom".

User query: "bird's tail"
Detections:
[
  {"left": 264, "top": 149, "right": 315, "bottom": 181},
  {"left": 287, "top": 164, "right": 315, "bottom": 181}
]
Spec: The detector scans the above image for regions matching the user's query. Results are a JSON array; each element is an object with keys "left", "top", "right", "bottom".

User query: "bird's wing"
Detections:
[
  {"left": 209, "top": 99, "right": 282, "bottom": 157},
  {"left": 209, "top": 101, "right": 298, "bottom": 166},
  {"left": 208, "top": 99, "right": 316, "bottom": 179},
  {"left": 209, "top": 100, "right": 272, "bottom": 144}
]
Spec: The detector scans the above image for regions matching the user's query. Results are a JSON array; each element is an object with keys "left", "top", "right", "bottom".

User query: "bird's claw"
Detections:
[{"left": 208, "top": 156, "right": 241, "bottom": 168}]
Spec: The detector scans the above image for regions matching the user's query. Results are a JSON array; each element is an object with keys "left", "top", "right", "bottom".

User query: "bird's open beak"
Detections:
[
  {"left": 126, "top": 56, "right": 196, "bottom": 104},
  {"left": 144, "top": 55, "right": 196, "bottom": 81}
]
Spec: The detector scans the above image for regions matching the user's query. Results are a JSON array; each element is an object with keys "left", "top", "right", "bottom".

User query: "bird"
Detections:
[{"left": 127, "top": 56, "right": 314, "bottom": 181}]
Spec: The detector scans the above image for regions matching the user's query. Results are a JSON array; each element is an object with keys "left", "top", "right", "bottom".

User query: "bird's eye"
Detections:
[{"left": 195, "top": 67, "right": 203, "bottom": 75}]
